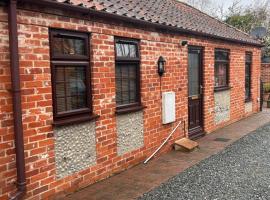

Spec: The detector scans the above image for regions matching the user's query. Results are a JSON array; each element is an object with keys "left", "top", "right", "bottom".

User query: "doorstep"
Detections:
[{"left": 62, "top": 109, "right": 270, "bottom": 200}]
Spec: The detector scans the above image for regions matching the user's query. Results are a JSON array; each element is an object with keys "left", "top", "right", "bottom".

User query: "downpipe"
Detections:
[{"left": 8, "top": 0, "right": 27, "bottom": 199}]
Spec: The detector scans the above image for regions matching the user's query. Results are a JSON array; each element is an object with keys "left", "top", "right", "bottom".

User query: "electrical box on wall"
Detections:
[{"left": 162, "top": 92, "right": 176, "bottom": 124}]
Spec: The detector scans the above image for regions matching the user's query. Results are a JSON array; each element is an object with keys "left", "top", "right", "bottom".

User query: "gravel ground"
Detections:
[{"left": 138, "top": 124, "right": 270, "bottom": 200}]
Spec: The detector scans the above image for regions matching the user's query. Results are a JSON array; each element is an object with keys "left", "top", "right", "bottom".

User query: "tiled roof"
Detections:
[{"left": 51, "top": 0, "right": 261, "bottom": 46}]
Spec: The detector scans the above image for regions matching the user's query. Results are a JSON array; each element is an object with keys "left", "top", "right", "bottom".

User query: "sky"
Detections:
[
  {"left": 215, "top": 0, "right": 257, "bottom": 12},
  {"left": 181, "top": 0, "right": 258, "bottom": 7},
  {"left": 221, "top": 0, "right": 252, "bottom": 8},
  {"left": 179, "top": 0, "right": 269, "bottom": 19}
]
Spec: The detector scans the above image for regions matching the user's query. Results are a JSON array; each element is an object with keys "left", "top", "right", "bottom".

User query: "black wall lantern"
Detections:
[
  {"left": 181, "top": 40, "right": 188, "bottom": 46},
  {"left": 157, "top": 56, "right": 166, "bottom": 76}
]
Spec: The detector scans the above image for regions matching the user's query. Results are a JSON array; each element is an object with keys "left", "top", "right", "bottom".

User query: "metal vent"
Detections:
[{"left": 214, "top": 138, "right": 231, "bottom": 142}]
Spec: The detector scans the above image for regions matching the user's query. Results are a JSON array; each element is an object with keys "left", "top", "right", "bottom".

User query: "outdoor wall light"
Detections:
[
  {"left": 158, "top": 56, "right": 166, "bottom": 76},
  {"left": 181, "top": 40, "right": 188, "bottom": 46}
]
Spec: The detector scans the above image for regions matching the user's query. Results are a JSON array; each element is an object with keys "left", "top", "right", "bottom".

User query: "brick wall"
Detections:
[
  {"left": 0, "top": 5, "right": 261, "bottom": 200},
  {"left": 261, "top": 63, "right": 270, "bottom": 84}
]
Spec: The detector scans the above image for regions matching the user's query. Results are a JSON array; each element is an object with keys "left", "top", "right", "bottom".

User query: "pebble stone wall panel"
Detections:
[
  {"left": 116, "top": 111, "right": 144, "bottom": 155},
  {"left": 214, "top": 90, "right": 231, "bottom": 125},
  {"left": 54, "top": 122, "right": 97, "bottom": 179},
  {"left": 245, "top": 102, "right": 253, "bottom": 113}
]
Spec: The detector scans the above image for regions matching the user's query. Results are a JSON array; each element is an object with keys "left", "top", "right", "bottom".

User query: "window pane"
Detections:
[
  {"left": 116, "top": 42, "right": 138, "bottom": 58},
  {"left": 129, "top": 78, "right": 136, "bottom": 103},
  {"left": 245, "top": 62, "right": 251, "bottom": 100},
  {"left": 53, "top": 38, "right": 62, "bottom": 55},
  {"left": 115, "top": 63, "right": 138, "bottom": 106},
  {"left": 54, "top": 65, "right": 87, "bottom": 113},
  {"left": 214, "top": 49, "right": 229, "bottom": 88},
  {"left": 215, "top": 50, "right": 229, "bottom": 61},
  {"left": 66, "top": 96, "right": 78, "bottom": 111},
  {"left": 130, "top": 79, "right": 136, "bottom": 92},
  {"left": 129, "top": 44, "right": 137, "bottom": 58},
  {"left": 55, "top": 67, "right": 65, "bottom": 81},
  {"left": 122, "top": 91, "right": 130, "bottom": 104},
  {"left": 129, "top": 66, "right": 136, "bottom": 78},
  {"left": 188, "top": 53, "right": 199, "bottom": 96},
  {"left": 215, "top": 63, "right": 227, "bottom": 87},
  {"left": 121, "top": 66, "right": 129, "bottom": 79},
  {"left": 56, "top": 83, "right": 65, "bottom": 97},
  {"left": 78, "top": 95, "right": 86, "bottom": 108},
  {"left": 52, "top": 36, "right": 86, "bottom": 57},
  {"left": 74, "top": 39, "right": 85, "bottom": 55},
  {"left": 246, "top": 53, "right": 252, "bottom": 63},
  {"left": 56, "top": 97, "right": 66, "bottom": 113},
  {"left": 65, "top": 67, "right": 86, "bottom": 96},
  {"left": 245, "top": 79, "right": 251, "bottom": 100},
  {"left": 116, "top": 78, "right": 122, "bottom": 105}
]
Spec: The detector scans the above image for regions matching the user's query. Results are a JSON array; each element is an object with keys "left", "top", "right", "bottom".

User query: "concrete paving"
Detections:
[{"left": 63, "top": 109, "right": 270, "bottom": 200}]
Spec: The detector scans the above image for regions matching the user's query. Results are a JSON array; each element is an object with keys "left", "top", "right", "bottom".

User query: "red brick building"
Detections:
[{"left": 0, "top": 0, "right": 262, "bottom": 199}]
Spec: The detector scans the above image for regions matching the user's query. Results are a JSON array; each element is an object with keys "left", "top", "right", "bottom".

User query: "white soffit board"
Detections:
[{"left": 162, "top": 92, "right": 176, "bottom": 124}]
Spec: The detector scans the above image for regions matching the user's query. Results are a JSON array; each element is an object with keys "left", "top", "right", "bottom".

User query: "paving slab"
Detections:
[{"left": 63, "top": 109, "right": 270, "bottom": 200}]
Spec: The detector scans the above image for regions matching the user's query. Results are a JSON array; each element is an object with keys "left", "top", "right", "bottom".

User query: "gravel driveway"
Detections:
[{"left": 138, "top": 124, "right": 270, "bottom": 200}]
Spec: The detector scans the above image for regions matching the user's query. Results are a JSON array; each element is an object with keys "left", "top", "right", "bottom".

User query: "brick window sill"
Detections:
[
  {"left": 115, "top": 105, "right": 146, "bottom": 115},
  {"left": 52, "top": 114, "right": 99, "bottom": 127}
]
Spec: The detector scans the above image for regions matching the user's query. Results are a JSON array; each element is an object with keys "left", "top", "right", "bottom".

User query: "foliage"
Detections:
[
  {"left": 224, "top": 4, "right": 270, "bottom": 57},
  {"left": 262, "top": 36, "right": 270, "bottom": 59},
  {"left": 225, "top": 13, "right": 256, "bottom": 33},
  {"left": 225, "top": 6, "right": 268, "bottom": 32},
  {"left": 182, "top": 0, "right": 270, "bottom": 57},
  {"left": 263, "top": 83, "right": 270, "bottom": 93}
]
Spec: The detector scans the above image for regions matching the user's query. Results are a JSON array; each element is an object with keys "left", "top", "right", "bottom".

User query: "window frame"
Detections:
[
  {"left": 49, "top": 29, "right": 95, "bottom": 125},
  {"left": 245, "top": 52, "right": 252, "bottom": 102},
  {"left": 50, "top": 29, "right": 90, "bottom": 61},
  {"left": 214, "top": 49, "right": 230, "bottom": 91},
  {"left": 115, "top": 38, "right": 143, "bottom": 113}
]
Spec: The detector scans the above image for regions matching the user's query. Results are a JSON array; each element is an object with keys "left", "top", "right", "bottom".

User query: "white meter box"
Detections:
[{"left": 162, "top": 92, "right": 176, "bottom": 124}]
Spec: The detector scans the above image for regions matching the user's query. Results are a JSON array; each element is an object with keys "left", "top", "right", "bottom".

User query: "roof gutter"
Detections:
[
  {"left": 8, "top": 0, "right": 27, "bottom": 199},
  {"left": 19, "top": 0, "right": 263, "bottom": 47}
]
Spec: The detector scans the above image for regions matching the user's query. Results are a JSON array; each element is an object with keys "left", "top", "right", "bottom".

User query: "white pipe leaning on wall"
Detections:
[{"left": 144, "top": 121, "right": 182, "bottom": 164}]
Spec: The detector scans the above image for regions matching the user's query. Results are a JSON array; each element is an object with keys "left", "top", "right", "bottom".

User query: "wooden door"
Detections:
[{"left": 188, "top": 47, "right": 204, "bottom": 139}]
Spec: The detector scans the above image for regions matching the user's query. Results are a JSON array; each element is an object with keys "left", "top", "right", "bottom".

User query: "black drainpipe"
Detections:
[{"left": 8, "top": 0, "right": 27, "bottom": 199}]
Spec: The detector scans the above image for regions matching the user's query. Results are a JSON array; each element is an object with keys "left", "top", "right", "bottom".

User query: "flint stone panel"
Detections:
[
  {"left": 245, "top": 101, "right": 253, "bottom": 113},
  {"left": 214, "top": 90, "right": 231, "bottom": 125},
  {"left": 116, "top": 111, "right": 144, "bottom": 156},
  {"left": 54, "top": 122, "right": 96, "bottom": 179}
]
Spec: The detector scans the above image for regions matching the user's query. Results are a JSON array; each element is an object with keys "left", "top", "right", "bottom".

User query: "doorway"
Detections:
[{"left": 188, "top": 46, "right": 205, "bottom": 139}]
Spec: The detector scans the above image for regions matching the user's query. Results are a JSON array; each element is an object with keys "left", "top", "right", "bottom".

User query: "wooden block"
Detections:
[{"left": 174, "top": 138, "right": 198, "bottom": 152}]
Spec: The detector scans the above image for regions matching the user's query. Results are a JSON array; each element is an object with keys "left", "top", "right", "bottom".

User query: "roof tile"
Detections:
[{"left": 51, "top": 0, "right": 261, "bottom": 45}]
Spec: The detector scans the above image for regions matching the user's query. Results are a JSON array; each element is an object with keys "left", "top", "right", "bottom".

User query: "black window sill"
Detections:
[
  {"left": 115, "top": 105, "right": 146, "bottom": 115},
  {"left": 53, "top": 114, "right": 99, "bottom": 127},
  {"left": 245, "top": 98, "right": 252, "bottom": 103},
  {"left": 214, "top": 86, "right": 232, "bottom": 92}
]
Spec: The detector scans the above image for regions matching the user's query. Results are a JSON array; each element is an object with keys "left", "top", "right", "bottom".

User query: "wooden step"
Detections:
[{"left": 174, "top": 138, "right": 199, "bottom": 152}]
